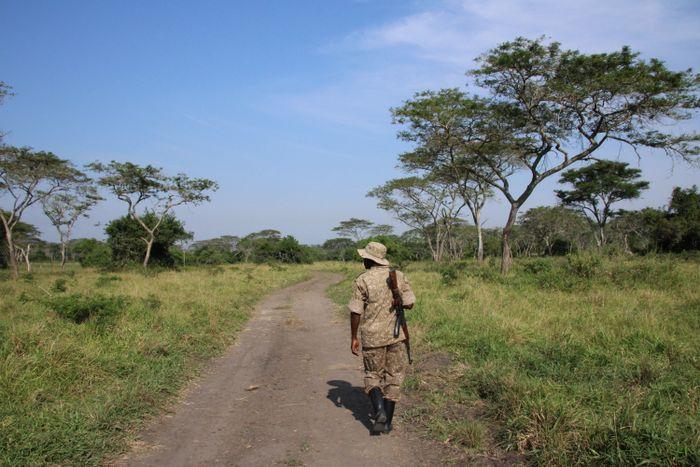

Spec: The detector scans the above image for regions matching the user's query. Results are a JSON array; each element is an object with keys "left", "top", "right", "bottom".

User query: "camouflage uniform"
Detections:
[{"left": 348, "top": 264, "right": 416, "bottom": 402}]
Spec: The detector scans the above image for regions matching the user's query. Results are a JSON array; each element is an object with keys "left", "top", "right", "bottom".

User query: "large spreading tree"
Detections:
[
  {"left": 89, "top": 161, "right": 218, "bottom": 268},
  {"left": 393, "top": 89, "right": 496, "bottom": 263},
  {"left": 0, "top": 146, "right": 85, "bottom": 278},
  {"left": 392, "top": 37, "right": 699, "bottom": 273},
  {"left": 556, "top": 160, "right": 649, "bottom": 248}
]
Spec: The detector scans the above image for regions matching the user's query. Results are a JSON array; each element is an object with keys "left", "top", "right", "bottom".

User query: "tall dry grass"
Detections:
[
  {"left": 328, "top": 255, "right": 700, "bottom": 464},
  {"left": 0, "top": 263, "right": 314, "bottom": 465}
]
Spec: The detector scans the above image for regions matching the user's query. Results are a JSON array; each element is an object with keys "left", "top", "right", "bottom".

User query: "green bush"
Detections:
[
  {"left": 106, "top": 213, "right": 190, "bottom": 267},
  {"left": 439, "top": 264, "right": 459, "bottom": 285},
  {"left": 47, "top": 293, "right": 127, "bottom": 324},
  {"left": 610, "top": 259, "right": 682, "bottom": 289},
  {"left": 523, "top": 258, "right": 553, "bottom": 275},
  {"left": 51, "top": 278, "right": 67, "bottom": 293},
  {"left": 566, "top": 253, "right": 602, "bottom": 279}
]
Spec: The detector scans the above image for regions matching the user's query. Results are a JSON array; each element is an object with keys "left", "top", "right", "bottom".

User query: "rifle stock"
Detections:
[{"left": 388, "top": 269, "right": 413, "bottom": 365}]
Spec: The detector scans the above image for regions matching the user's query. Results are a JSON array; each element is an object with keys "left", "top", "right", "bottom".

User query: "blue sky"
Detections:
[{"left": 2, "top": 0, "right": 699, "bottom": 244}]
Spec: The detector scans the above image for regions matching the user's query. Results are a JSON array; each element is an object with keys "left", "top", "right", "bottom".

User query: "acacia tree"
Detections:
[
  {"left": 236, "top": 230, "right": 281, "bottom": 262},
  {"left": 393, "top": 89, "right": 496, "bottom": 263},
  {"left": 368, "top": 176, "right": 466, "bottom": 261},
  {"left": 0, "top": 146, "right": 84, "bottom": 278},
  {"left": 517, "top": 206, "right": 589, "bottom": 255},
  {"left": 332, "top": 218, "right": 374, "bottom": 241},
  {"left": 89, "top": 161, "right": 218, "bottom": 268},
  {"left": 41, "top": 183, "right": 102, "bottom": 269},
  {"left": 556, "top": 160, "right": 649, "bottom": 248},
  {"left": 369, "top": 224, "right": 394, "bottom": 237},
  {"left": 393, "top": 38, "right": 699, "bottom": 274}
]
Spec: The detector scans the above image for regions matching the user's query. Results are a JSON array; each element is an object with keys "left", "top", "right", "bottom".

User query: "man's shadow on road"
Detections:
[{"left": 326, "top": 380, "right": 377, "bottom": 434}]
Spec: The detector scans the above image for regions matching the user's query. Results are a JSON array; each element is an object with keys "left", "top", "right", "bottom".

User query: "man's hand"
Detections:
[
  {"left": 350, "top": 312, "right": 361, "bottom": 355},
  {"left": 351, "top": 338, "right": 361, "bottom": 356}
]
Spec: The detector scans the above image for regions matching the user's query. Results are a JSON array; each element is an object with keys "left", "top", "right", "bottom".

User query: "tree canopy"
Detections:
[
  {"left": 42, "top": 182, "right": 102, "bottom": 268},
  {"left": 391, "top": 37, "right": 699, "bottom": 273},
  {"left": 89, "top": 161, "right": 218, "bottom": 268},
  {"left": 0, "top": 146, "right": 85, "bottom": 277},
  {"left": 331, "top": 218, "right": 374, "bottom": 241},
  {"left": 556, "top": 160, "right": 649, "bottom": 247}
]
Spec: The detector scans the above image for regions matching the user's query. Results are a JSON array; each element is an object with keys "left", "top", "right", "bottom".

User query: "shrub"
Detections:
[
  {"left": 47, "top": 293, "right": 127, "bottom": 324},
  {"left": 610, "top": 259, "right": 682, "bottom": 289},
  {"left": 566, "top": 253, "right": 602, "bottom": 279},
  {"left": 524, "top": 258, "right": 553, "bottom": 275},
  {"left": 51, "top": 278, "right": 67, "bottom": 293},
  {"left": 439, "top": 264, "right": 459, "bottom": 285},
  {"left": 106, "top": 213, "right": 190, "bottom": 267},
  {"left": 72, "top": 239, "right": 112, "bottom": 268}
]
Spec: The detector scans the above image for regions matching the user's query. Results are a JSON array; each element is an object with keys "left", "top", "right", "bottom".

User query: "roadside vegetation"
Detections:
[
  {"left": 0, "top": 263, "right": 315, "bottom": 465},
  {"left": 328, "top": 254, "right": 700, "bottom": 465},
  {"left": 3, "top": 35, "right": 699, "bottom": 466}
]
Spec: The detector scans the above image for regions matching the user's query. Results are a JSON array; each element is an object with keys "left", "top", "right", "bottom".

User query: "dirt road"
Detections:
[{"left": 118, "top": 272, "right": 437, "bottom": 467}]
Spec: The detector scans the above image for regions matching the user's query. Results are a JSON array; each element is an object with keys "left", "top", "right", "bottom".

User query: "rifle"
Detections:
[{"left": 388, "top": 269, "right": 413, "bottom": 365}]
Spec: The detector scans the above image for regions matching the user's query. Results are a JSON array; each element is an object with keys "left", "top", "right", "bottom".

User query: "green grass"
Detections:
[
  {"left": 0, "top": 263, "right": 316, "bottom": 465},
  {"left": 328, "top": 255, "right": 700, "bottom": 465}
]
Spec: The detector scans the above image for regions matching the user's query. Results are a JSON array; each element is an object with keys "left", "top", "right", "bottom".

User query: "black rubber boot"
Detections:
[
  {"left": 383, "top": 399, "right": 396, "bottom": 433},
  {"left": 369, "top": 388, "right": 386, "bottom": 433}
]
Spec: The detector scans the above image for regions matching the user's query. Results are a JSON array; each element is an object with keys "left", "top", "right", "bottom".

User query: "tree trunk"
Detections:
[
  {"left": 3, "top": 226, "right": 19, "bottom": 279},
  {"left": 24, "top": 244, "right": 32, "bottom": 272},
  {"left": 500, "top": 204, "right": 520, "bottom": 275},
  {"left": 474, "top": 209, "right": 484, "bottom": 264},
  {"left": 143, "top": 238, "right": 154, "bottom": 268},
  {"left": 594, "top": 226, "right": 603, "bottom": 250},
  {"left": 425, "top": 234, "right": 439, "bottom": 262},
  {"left": 60, "top": 242, "right": 67, "bottom": 270}
]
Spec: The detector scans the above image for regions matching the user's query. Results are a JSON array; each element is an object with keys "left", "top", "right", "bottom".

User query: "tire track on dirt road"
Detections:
[{"left": 117, "top": 272, "right": 442, "bottom": 467}]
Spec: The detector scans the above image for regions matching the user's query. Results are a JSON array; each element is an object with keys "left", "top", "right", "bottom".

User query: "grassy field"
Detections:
[
  {"left": 328, "top": 255, "right": 700, "bottom": 465},
  {"left": 0, "top": 263, "right": 317, "bottom": 465},
  {"left": 3, "top": 257, "right": 698, "bottom": 465}
]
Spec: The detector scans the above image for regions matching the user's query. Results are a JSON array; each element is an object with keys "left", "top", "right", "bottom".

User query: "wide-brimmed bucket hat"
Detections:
[{"left": 357, "top": 241, "right": 390, "bottom": 266}]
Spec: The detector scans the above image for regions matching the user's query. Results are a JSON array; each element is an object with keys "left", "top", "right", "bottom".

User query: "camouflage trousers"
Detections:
[{"left": 362, "top": 342, "right": 408, "bottom": 402}]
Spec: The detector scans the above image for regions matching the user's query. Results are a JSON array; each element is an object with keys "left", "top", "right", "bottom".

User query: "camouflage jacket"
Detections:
[{"left": 348, "top": 265, "right": 416, "bottom": 348}]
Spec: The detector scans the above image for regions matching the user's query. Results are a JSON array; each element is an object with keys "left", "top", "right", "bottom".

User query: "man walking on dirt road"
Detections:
[{"left": 348, "top": 241, "right": 416, "bottom": 434}]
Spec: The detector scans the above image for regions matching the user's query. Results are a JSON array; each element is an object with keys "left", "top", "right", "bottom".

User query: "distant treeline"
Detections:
[{"left": 5, "top": 184, "right": 695, "bottom": 270}]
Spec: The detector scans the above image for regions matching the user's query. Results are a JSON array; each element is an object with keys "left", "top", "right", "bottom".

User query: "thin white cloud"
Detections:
[
  {"left": 270, "top": 0, "right": 699, "bottom": 231},
  {"left": 277, "top": 0, "right": 699, "bottom": 133},
  {"left": 351, "top": 0, "right": 700, "bottom": 66}
]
